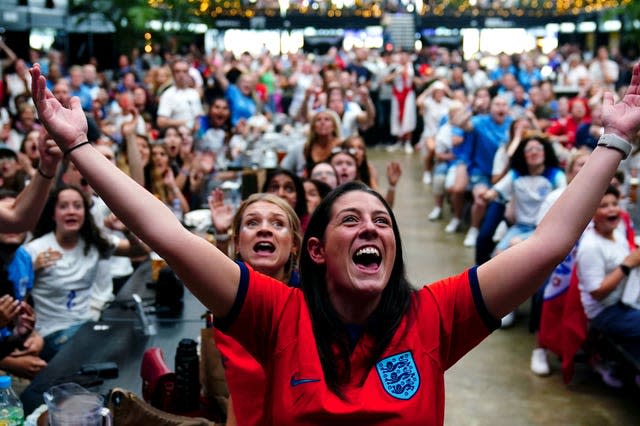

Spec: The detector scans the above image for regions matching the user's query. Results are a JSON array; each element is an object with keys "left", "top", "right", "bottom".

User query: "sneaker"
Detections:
[
  {"left": 463, "top": 227, "right": 479, "bottom": 247},
  {"left": 530, "top": 348, "right": 551, "bottom": 376},
  {"left": 404, "top": 142, "right": 414, "bottom": 154},
  {"left": 386, "top": 142, "right": 402, "bottom": 152},
  {"left": 445, "top": 217, "right": 461, "bottom": 233},
  {"left": 422, "top": 171, "right": 432, "bottom": 185},
  {"left": 593, "top": 361, "right": 623, "bottom": 388},
  {"left": 492, "top": 220, "right": 509, "bottom": 243},
  {"left": 500, "top": 310, "right": 516, "bottom": 328},
  {"left": 428, "top": 206, "right": 442, "bottom": 221}
]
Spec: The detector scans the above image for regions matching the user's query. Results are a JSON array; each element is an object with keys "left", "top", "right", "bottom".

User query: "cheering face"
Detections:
[
  {"left": 163, "top": 128, "right": 182, "bottom": 159},
  {"left": 311, "top": 191, "right": 396, "bottom": 300},
  {"left": 265, "top": 174, "right": 297, "bottom": 211},
  {"left": 304, "top": 181, "right": 322, "bottom": 214},
  {"left": 54, "top": 189, "right": 86, "bottom": 236},
  {"left": 236, "top": 201, "right": 296, "bottom": 280},
  {"left": 331, "top": 153, "right": 357, "bottom": 185},
  {"left": 310, "top": 163, "right": 338, "bottom": 189},
  {"left": 523, "top": 139, "right": 545, "bottom": 170},
  {"left": 22, "top": 131, "right": 41, "bottom": 162},
  {"left": 593, "top": 193, "right": 621, "bottom": 237},
  {"left": 312, "top": 112, "right": 336, "bottom": 138},
  {"left": 209, "top": 99, "right": 230, "bottom": 128},
  {"left": 151, "top": 145, "right": 170, "bottom": 173}
]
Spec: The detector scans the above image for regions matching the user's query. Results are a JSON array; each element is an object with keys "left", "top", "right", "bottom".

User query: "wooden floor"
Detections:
[{"left": 368, "top": 146, "right": 640, "bottom": 426}]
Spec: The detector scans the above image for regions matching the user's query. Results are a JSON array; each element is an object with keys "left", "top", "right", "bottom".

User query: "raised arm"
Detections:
[
  {"left": 0, "top": 138, "right": 60, "bottom": 233},
  {"left": 477, "top": 63, "right": 640, "bottom": 319},
  {"left": 30, "top": 64, "right": 240, "bottom": 318}
]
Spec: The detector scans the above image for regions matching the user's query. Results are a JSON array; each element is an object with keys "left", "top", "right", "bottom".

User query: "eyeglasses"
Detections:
[
  {"left": 524, "top": 145, "right": 544, "bottom": 153},
  {"left": 311, "top": 169, "right": 336, "bottom": 179},
  {"left": 330, "top": 147, "right": 357, "bottom": 156}
]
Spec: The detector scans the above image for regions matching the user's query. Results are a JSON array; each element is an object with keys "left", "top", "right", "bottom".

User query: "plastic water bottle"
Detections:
[
  {"left": 0, "top": 376, "right": 24, "bottom": 425},
  {"left": 171, "top": 197, "right": 183, "bottom": 222}
]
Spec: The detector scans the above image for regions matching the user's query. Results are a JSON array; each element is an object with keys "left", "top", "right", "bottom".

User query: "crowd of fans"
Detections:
[{"left": 0, "top": 31, "right": 639, "bottom": 413}]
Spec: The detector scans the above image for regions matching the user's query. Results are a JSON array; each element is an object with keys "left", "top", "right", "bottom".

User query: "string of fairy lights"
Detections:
[{"left": 147, "top": 0, "right": 630, "bottom": 19}]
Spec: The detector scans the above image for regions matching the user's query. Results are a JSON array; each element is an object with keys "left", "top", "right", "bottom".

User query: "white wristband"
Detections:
[{"left": 597, "top": 133, "right": 632, "bottom": 159}]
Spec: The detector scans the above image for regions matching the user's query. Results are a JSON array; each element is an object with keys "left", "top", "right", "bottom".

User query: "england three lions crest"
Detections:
[{"left": 376, "top": 351, "right": 420, "bottom": 400}]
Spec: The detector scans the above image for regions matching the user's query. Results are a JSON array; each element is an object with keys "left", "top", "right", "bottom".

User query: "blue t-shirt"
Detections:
[
  {"left": 226, "top": 84, "right": 257, "bottom": 127},
  {"left": 1, "top": 247, "right": 34, "bottom": 338},
  {"left": 469, "top": 114, "right": 513, "bottom": 177}
]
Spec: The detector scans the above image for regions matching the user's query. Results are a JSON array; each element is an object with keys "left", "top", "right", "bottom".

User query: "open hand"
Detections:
[
  {"left": 30, "top": 64, "right": 88, "bottom": 150},
  {"left": 603, "top": 63, "right": 640, "bottom": 141},
  {"left": 208, "top": 188, "right": 233, "bottom": 233},
  {"left": 386, "top": 161, "right": 402, "bottom": 187}
]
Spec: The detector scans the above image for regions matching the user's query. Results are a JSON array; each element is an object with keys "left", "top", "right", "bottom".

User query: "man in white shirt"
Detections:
[
  {"left": 589, "top": 46, "right": 619, "bottom": 91},
  {"left": 156, "top": 58, "right": 204, "bottom": 131}
]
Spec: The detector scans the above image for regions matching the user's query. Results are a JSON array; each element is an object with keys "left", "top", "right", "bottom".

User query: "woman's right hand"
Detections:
[
  {"left": 30, "top": 64, "right": 88, "bottom": 149},
  {"left": 208, "top": 188, "right": 233, "bottom": 233},
  {"left": 35, "top": 248, "right": 62, "bottom": 271}
]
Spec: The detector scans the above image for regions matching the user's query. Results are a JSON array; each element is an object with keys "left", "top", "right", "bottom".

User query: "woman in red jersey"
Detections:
[{"left": 30, "top": 62, "right": 640, "bottom": 425}]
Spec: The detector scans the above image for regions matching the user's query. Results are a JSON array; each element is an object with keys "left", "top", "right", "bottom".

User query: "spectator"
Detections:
[
  {"left": 589, "top": 46, "right": 619, "bottom": 91},
  {"left": 156, "top": 58, "right": 204, "bottom": 132},
  {"left": 453, "top": 96, "right": 513, "bottom": 248}
]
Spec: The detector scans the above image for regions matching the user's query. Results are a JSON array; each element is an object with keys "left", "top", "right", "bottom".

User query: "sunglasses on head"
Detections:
[{"left": 330, "top": 147, "right": 357, "bottom": 156}]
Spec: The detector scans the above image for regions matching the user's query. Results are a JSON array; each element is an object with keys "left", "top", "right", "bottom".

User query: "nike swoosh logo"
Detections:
[{"left": 290, "top": 374, "right": 320, "bottom": 387}]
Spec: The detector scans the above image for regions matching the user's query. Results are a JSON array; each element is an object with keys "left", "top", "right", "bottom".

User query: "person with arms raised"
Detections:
[{"left": 29, "top": 62, "right": 640, "bottom": 425}]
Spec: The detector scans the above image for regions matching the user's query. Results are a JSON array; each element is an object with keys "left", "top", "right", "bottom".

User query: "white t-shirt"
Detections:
[
  {"left": 91, "top": 196, "right": 133, "bottom": 280},
  {"left": 576, "top": 227, "right": 627, "bottom": 319},
  {"left": 421, "top": 97, "right": 451, "bottom": 139},
  {"left": 157, "top": 85, "right": 204, "bottom": 129},
  {"left": 24, "top": 232, "right": 115, "bottom": 337},
  {"left": 339, "top": 101, "right": 363, "bottom": 138}
]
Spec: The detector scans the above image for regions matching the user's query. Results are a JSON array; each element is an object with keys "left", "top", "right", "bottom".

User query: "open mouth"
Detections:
[
  {"left": 253, "top": 241, "right": 276, "bottom": 254},
  {"left": 352, "top": 246, "right": 382, "bottom": 271},
  {"left": 606, "top": 214, "right": 619, "bottom": 224}
]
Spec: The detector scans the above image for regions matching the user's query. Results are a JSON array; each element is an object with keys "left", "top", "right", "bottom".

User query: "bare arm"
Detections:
[
  {"left": 121, "top": 113, "right": 144, "bottom": 186},
  {"left": 30, "top": 64, "right": 239, "bottom": 318},
  {"left": 0, "top": 138, "right": 61, "bottom": 233},
  {"left": 477, "top": 63, "right": 640, "bottom": 319},
  {"left": 356, "top": 86, "right": 375, "bottom": 130}
]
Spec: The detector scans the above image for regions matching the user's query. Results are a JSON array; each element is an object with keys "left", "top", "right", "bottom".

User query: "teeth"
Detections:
[{"left": 355, "top": 247, "right": 380, "bottom": 257}]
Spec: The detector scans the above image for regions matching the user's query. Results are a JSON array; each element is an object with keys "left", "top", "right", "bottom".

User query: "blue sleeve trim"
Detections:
[
  {"left": 214, "top": 261, "right": 250, "bottom": 332},
  {"left": 469, "top": 266, "right": 501, "bottom": 331}
]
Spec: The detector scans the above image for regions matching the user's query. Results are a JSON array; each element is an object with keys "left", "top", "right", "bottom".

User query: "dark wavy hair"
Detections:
[
  {"left": 510, "top": 131, "right": 559, "bottom": 177},
  {"left": 299, "top": 181, "right": 412, "bottom": 398},
  {"left": 261, "top": 168, "right": 308, "bottom": 220},
  {"left": 33, "top": 185, "right": 111, "bottom": 258}
]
